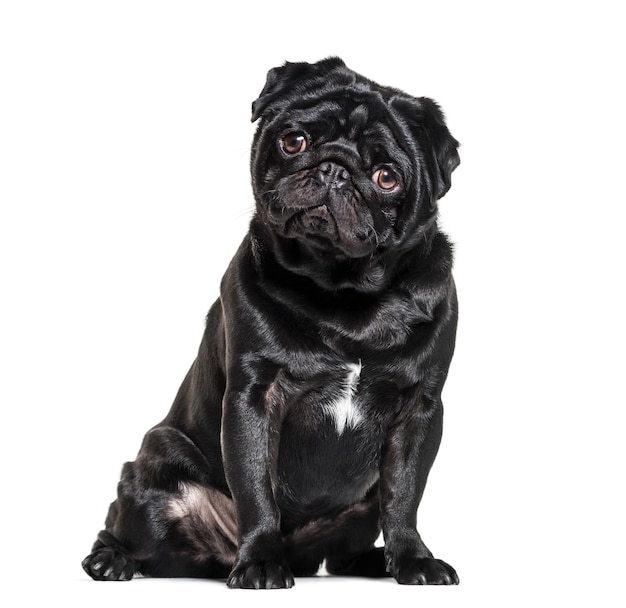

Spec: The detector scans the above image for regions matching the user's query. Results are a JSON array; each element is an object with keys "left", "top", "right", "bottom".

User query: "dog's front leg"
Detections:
[
  {"left": 221, "top": 378, "right": 294, "bottom": 589},
  {"left": 380, "top": 395, "right": 459, "bottom": 585}
]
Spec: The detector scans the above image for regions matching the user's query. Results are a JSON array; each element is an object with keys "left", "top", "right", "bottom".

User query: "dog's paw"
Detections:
[
  {"left": 82, "top": 547, "right": 136, "bottom": 581},
  {"left": 227, "top": 561, "right": 295, "bottom": 589},
  {"left": 390, "top": 556, "right": 459, "bottom": 585}
]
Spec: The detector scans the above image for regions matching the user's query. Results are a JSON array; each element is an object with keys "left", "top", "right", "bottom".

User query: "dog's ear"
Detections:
[
  {"left": 418, "top": 97, "right": 460, "bottom": 201},
  {"left": 393, "top": 96, "right": 460, "bottom": 203},
  {"left": 251, "top": 57, "right": 347, "bottom": 122}
]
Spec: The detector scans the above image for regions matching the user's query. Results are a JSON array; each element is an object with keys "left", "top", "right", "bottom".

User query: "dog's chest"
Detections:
[
  {"left": 281, "top": 357, "right": 386, "bottom": 441},
  {"left": 321, "top": 360, "right": 363, "bottom": 435},
  {"left": 276, "top": 358, "right": 384, "bottom": 511}
]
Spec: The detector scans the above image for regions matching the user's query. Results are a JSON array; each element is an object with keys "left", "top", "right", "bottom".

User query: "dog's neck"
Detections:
[{"left": 248, "top": 215, "right": 451, "bottom": 296}]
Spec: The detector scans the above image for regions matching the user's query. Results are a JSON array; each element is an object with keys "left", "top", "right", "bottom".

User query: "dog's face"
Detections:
[{"left": 250, "top": 58, "right": 459, "bottom": 288}]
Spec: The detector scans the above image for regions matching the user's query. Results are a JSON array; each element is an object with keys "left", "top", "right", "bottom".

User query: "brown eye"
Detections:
[
  {"left": 281, "top": 132, "right": 308, "bottom": 154},
  {"left": 372, "top": 167, "right": 398, "bottom": 190}
]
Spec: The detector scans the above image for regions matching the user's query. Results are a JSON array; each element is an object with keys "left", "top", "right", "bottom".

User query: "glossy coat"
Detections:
[{"left": 82, "top": 57, "right": 461, "bottom": 588}]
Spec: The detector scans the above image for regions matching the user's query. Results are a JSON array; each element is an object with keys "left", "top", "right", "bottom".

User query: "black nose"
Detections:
[{"left": 317, "top": 162, "right": 350, "bottom": 188}]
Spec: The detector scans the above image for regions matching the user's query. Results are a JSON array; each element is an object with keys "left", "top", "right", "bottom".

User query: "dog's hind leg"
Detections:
[
  {"left": 81, "top": 458, "right": 162, "bottom": 582},
  {"left": 82, "top": 528, "right": 137, "bottom": 581},
  {"left": 325, "top": 547, "right": 390, "bottom": 578},
  {"left": 323, "top": 492, "right": 390, "bottom": 578},
  {"left": 284, "top": 486, "right": 390, "bottom": 578},
  {"left": 82, "top": 426, "right": 235, "bottom": 580}
]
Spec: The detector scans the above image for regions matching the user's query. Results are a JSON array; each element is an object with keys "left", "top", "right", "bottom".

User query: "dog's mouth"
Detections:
[
  {"left": 276, "top": 201, "right": 375, "bottom": 258},
  {"left": 266, "top": 173, "right": 377, "bottom": 258},
  {"left": 288, "top": 204, "right": 333, "bottom": 242}
]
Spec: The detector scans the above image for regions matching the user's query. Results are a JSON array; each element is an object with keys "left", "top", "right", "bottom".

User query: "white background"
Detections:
[{"left": 1, "top": 1, "right": 625, "bottom": 606}]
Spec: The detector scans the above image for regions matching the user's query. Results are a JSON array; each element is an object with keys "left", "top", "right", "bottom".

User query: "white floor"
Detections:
[{"left": 7, "top": 565, "right": 623, "bottom": 608}]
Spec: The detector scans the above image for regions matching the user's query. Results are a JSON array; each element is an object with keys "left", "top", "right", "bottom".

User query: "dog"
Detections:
[{"left": 82, "top": 57, "right": 461, "bottom": 588}]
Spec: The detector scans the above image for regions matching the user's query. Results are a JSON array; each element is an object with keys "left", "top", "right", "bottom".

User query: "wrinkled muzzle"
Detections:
[{"left": 266, "top": 161, "right": 377, "bottom": 258}]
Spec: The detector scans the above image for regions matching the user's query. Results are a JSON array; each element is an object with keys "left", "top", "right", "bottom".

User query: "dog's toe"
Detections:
[
  {"left": 82, "top": 547, "right": 135, "bottom": 581},
  {"left": 227, "top": 561, "right": 295, "bottom": 589},
  {"left": 392, "top": 556, "right": 459, "bottom": 585}
]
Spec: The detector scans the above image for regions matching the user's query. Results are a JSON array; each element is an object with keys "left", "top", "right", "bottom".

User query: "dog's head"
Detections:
[{"left": 250, "top": 57, "right": 459, "bottom": 291}]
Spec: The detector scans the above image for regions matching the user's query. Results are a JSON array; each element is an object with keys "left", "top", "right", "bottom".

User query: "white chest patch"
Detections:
[{"left": 323, "top": 360, "right": 363, "bottom": 435}]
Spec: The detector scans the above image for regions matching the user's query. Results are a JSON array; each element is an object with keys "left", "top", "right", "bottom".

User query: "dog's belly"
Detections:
[
  {"left": 276, "top": 426, "right": 381, "bottom": 526},
  {"left": 274, "top": 368, "right": 385, "bottom": 525}
]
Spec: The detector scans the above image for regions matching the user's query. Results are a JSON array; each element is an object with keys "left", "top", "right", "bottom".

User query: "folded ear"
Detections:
[
  {"left": 251, "top": 57, "right": 347, "bottom": 122},
  {"left": 392, "top": 96, "right": 460, "bottom": 203},
  {"left": 418, "top": 97, "right": 460, "bottom": 201}
]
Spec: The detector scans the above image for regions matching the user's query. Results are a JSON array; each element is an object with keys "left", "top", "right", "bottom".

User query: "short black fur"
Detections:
[{"left": 82, "top": 57, "right": 461, "bottom": 588}]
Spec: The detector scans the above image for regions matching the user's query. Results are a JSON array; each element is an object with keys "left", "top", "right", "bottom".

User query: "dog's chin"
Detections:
[{"left": 270, "top": 203, "right": 377, "bottom": 259}]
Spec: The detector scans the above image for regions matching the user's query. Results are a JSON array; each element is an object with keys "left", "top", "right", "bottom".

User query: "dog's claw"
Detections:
[
  {"left": 227, "top": 561, "right": 295, "bottom": 589},
  {"left": 391, "top": 557, "right": 459, "bottom": 586},
  {"left": 82, "top": 547, "right": 136, "bottom": 581}
]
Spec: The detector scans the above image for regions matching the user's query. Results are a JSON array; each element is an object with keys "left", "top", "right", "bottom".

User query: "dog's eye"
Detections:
[
  {"left": 372, "top": 167, "right": 398, "bottom": 190},
  {"left": 281, "top": 132, "right": 308, "bottom": 155}
]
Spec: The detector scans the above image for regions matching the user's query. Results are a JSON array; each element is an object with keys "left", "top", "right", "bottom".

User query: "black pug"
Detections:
[{"left": 82, "top": 57, "right": 461, "bottom": 589}]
